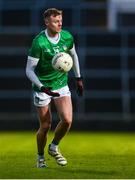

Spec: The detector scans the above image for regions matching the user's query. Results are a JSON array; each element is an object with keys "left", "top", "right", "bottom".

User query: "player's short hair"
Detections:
[{"left": 43, "top": 8, "right": 62, "bottom": 19}]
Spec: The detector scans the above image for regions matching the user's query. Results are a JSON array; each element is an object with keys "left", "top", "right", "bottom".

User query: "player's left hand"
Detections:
[
  {"left": 76, "top": 77, "right": 84, "bottom": 96},
  {"left": 40, "top": 86, "right": 60, "bottom": 97}
]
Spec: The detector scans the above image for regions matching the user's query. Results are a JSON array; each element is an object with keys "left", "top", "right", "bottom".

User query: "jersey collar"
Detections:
[{"left": 45, "top": 29, "right": 60, "bottom": 44}]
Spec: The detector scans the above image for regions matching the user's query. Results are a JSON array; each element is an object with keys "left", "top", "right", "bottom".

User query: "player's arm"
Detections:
[
  {"left": 26, "top": 56, "right": 59, "bottom": 97},
  {"left": 69, "top": 44, "right": 81, "bottom": 78},
  {"left": 26, "top": 56, "right": 43, "bottom": 89},
  {"left": 69, "top": 44, "right": 84, "bottom": 96}
]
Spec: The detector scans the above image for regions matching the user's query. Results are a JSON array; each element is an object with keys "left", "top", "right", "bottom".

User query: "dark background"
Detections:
[{"left": 0, "top": 0, "right": 135, "bottom": 131}]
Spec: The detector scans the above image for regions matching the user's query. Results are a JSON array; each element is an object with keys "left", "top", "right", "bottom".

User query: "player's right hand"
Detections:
[{"left": 40, "top": 86, "right": 60, "bottom": 97}]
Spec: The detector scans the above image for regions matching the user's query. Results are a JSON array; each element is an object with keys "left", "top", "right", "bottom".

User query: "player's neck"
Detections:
[{"left": 47, "top": 29, "right": 59, "bottom": 38}]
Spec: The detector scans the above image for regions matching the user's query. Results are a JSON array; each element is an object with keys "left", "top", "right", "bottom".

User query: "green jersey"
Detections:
[{"left": 28, "top": 29, "right": 74, "bottom": 91}]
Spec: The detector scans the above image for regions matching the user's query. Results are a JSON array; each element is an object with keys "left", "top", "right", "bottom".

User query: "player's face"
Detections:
[{"left": 45, "top": 15, "right": 62, "bottom": 35}]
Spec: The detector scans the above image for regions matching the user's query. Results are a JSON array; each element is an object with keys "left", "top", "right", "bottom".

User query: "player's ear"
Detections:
[{"left": 44, "top": 18, "right": 49, "bottom": 26}]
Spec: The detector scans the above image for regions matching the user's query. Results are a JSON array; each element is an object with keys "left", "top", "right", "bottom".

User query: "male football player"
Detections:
[{"left": 26, "top": 8, "right": 83, "bottom": 168}]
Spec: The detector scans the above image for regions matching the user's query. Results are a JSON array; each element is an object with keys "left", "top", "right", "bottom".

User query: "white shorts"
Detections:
[{"left": 33, "top": 85, "right": 71, "bottom": 107}]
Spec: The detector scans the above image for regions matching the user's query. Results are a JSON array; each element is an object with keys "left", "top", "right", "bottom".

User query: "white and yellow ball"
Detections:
[{"left": 52, "top": 52, "right": 73, "bottom": 72}]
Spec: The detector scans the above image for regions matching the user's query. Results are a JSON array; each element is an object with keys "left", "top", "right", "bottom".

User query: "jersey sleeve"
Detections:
[
  {"left": 62, "top": 30, "right": 74, "bottom": 50},
  {"left": 28, "top": 38, "right": 41, "bottom": 59}
]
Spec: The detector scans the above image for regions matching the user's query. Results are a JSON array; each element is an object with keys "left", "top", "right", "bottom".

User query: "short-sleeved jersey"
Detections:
[{"left": 28, "top": 29, "right": 74, "bottom": 91}]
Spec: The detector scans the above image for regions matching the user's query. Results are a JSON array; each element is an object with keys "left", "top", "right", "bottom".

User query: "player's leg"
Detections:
[
  {"left": 53, "top": 96, "right": 72, "bottom": 143},
  {"left": 33, "top": 91, "right": 52, "bottom": 168},
  {"left": 48, "top": 96, "right": 72, "bottom": 166},
  {"left": 37, "top": 106, "right": 52, "bottom": 156},
  {"left": 36, "top": 105, "right": 52, "bottom": 168}
]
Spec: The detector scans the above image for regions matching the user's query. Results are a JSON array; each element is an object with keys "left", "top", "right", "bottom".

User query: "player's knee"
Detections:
[
  {"left": 62, "top": 116, "right": 72, "bottom": 126},
  {"left": 40, "top": 121, "right": 51, "bottom": 132}
]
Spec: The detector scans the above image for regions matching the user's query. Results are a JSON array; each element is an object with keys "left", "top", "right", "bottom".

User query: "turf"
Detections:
[{"left": 0, "top": 131, "right": 135, "bottom": 179}]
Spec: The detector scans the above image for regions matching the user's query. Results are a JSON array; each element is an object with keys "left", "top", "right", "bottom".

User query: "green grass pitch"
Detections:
[{"left": 0, "top": 131, "right": 135, "bottom": 179}]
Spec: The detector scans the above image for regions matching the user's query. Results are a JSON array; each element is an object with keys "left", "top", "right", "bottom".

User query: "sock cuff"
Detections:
[
  {"left": 52, "top": 139, "right": 59, "bottom": 145},
  {"left": 37, "top": 154, "right": 44, "bottom": 160}
]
